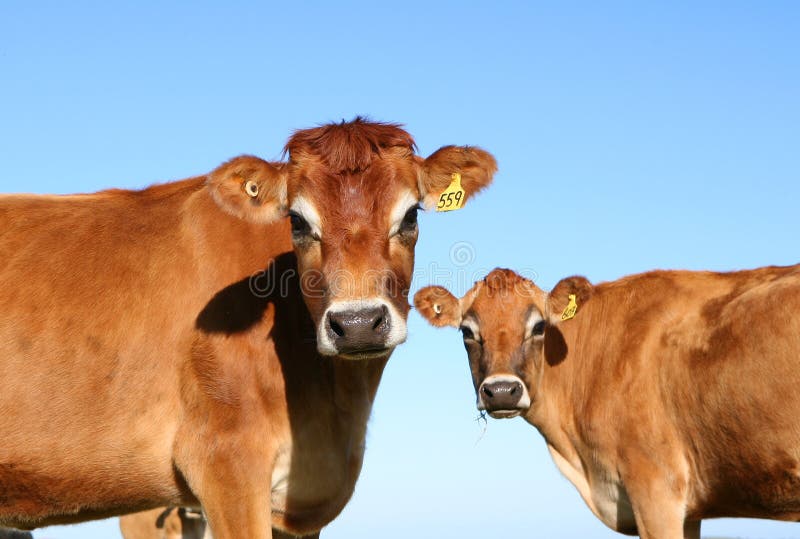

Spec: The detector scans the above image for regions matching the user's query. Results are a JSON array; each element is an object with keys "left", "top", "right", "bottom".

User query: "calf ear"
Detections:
[
  {"left": 418, "top": 145, "right": 497, "bottom": 210},
  {"left": 547, "top": 276, "right": 593, "bottom": 324},
  {"left": 414, "top": 286, "right": 462, "bottom": 328},
  {"left": 207, "top": 155, "right": 287, "bottom": 223}
]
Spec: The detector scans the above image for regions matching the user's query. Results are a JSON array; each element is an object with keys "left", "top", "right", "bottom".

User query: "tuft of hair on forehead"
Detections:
[
  {"left": 284, "top": 117, "right": 417, "bottom": 174},
  {"left": 481, "top": 268, "right": 539, "bottom": 297}
]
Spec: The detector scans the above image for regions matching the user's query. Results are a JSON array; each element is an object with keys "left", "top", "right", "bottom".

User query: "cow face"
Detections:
[
  {"left": 208, "top": 119, "right": 497, "bottom": 359},
  {"left": 414, "top": 269, "right": 592, "bottom": 419}
]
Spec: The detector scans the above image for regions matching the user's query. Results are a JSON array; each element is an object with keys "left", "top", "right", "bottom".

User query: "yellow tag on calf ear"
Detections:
[
  {"left": 436, "top": 173, "right": 466, "bottom": 212},
  {"left": 561, "top": 294, "right": 578, "bottom": 321}
]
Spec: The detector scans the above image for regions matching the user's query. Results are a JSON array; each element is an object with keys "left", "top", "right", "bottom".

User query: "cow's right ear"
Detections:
[
  {"left": 547, "top": 276, "right": 593, "bottom": 325},
  {"left": 207, "top": 155, "right": 288, "bottom": 223},
  {"left": 414, "top": 286, "right": 462, "bottom": 328}
]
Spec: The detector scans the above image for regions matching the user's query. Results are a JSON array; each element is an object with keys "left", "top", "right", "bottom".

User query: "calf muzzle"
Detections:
[{"left": 478, "top": 375, "right": 530, "bottom": 418}]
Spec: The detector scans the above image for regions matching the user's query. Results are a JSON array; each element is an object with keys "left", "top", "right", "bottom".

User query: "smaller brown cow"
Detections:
[
  {"left": 415, "top": 266, "right": 800, "bottom": 539},
  {"left": 120, "top": 508, "right": 208, "bottom": 539}
]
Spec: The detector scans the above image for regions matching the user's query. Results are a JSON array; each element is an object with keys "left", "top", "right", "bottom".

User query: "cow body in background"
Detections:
[
  {"left": 0, "top": 529, "right": 32, "bottom": 539},
  {"left": 416, "top": 265, "right": 800, "bottom": 539},
  {"left": 0, "top": 119, "right": 497, "bottom": 539},
  {"left": 120, "top": 508, "right": 208, "bottom": 539}
]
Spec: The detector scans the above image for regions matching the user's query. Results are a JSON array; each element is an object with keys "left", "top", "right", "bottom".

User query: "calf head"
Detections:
[
  {"left": 414, "top": 269, "right": 592, "bottom": 418},
  {"left": 208, "top": 118, "right": 497, "bottom": 359}
]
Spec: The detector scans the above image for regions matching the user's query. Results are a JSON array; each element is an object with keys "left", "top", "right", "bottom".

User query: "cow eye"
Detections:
[
  {"left": 531, "top": 320, "right": 546, "bottom": 337},
  {"left": 398, "top": 205, "right": 419, "bottom": 234},
  {"left": 289, "top": 212, "right": 316, "bottom": 241}
]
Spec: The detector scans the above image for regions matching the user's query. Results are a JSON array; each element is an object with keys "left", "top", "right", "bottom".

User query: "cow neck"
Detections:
[
  {"left": 527, "top": 308, "right": 590, "bottom": 465},
  {"left": 186, "top": 185, "right": 390, "bottom": 449}
]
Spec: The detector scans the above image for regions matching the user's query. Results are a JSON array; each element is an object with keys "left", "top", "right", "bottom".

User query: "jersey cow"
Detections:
[
  {"left": 415, "top": 266, "right": 800, "bottom": 538},
  {"left": 0, "top": 119, "right": 497, "bottom": 539}
]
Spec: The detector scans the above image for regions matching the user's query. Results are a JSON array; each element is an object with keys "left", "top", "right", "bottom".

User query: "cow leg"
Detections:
[
  {"left": 201, "top": 486, "right": 271, "bottom": 539},
  {"left": 622, "top": 446, "right": 693, "bottom": 539},
  {"left": 626, "top": 484, "right": 697, "bottom": 539},
  {"left": 624, "top": 476, "right": 689, "bottom": 538},
  {"left": 196, "top": 471, "right": 272, "bottom": 539},
  {"left": 183, "top": 444, "right": 274, "bottom": 539}
]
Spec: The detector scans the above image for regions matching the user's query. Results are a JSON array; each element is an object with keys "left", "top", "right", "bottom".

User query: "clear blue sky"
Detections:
[{"left": 2, "top": 1, "right": 799, "bottom": 538}]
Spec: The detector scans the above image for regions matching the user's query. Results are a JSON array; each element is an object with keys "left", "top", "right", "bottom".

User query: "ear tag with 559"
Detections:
[{"left": 436, "top": 173, "right": 465, "bottom": 212}]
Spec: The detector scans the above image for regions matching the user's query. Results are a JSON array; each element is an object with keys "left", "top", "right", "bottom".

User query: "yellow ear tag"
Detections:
[
  {"left": 561, "top": 294, "right": 578, "bottom": 321},
  {"left": 436, "top": 173, "right": 466, "bottom": 212}
]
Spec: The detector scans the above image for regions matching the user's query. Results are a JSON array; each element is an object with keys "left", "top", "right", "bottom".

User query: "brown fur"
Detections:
[
  {"left": 416, "top": 264, "right": 800, "bottom": 538},
  {"left": 284, "top": 117, "right": 416, "bottom": 174},
  {"left": 0, "top": 119, "right": 497, "bottom": 539}
]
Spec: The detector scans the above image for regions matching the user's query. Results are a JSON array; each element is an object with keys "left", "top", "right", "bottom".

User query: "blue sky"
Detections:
[{"left": 1, "top": 1, "right": 799, "bottom": 538}]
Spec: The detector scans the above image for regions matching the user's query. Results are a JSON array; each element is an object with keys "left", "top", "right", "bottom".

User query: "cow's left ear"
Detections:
[
  {"left": 547, "top": 276, "right": 593, "bottom": 325},
  {"left": 207, "top": 155, "right": 288, "bottom": 223},
  {"left": 418, "top": 145, "right": 497, "bottom": 210}
]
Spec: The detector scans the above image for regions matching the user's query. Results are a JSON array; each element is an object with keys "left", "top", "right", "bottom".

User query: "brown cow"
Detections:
[
  {"left": 0, "top": 118, "right": 497, "bottom": 539},
  {"left": 120, "top": 507, "right": 208, "bottom": 539},
  {"left": 415, "top": 266, "right": 800, "bottom": 539}
]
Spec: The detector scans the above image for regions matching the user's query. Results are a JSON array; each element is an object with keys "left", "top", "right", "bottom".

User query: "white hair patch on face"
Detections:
[
  {"left": 388, "top": 190, "right": 421, "bottom": 236},
  {"left": 290, "top": 196, "right": 323, "bottom": 238},
  {"left": 525, "top": 308, "right": 546, "bottom": 339},
  {"left": 460, "top": 317, "right": 481, "bottom": 341}
]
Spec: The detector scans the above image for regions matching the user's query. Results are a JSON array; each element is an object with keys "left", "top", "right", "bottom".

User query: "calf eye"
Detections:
[
  {"left": 531, "top": 320, "right": 546, "bottom": 337},
  {"left": 398, "top": 205, "right": 420, "bottom": 234}
]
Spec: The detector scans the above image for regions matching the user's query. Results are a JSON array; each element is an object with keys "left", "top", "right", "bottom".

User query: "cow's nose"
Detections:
[
  {"left": 480, "top": 379, "right": 524, "bottom": 411},
  {"left": 326, "top": 305, "right": 391, "bottom": 355}
]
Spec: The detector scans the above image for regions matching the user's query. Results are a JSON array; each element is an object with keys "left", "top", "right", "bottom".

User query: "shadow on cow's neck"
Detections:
[
  {"left": 194, "top": 252, "right": 314, "bottom": 338},
  {"left": 192, "top": 250, "right": 389, "bottom": 530}
]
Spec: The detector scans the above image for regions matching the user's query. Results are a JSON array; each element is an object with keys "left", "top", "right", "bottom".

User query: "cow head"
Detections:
[
  {"left": 208, "top": 118, "right": 497, "bottom": 359},
  {"left": 414, "top": 269, "right": 593, "bottom": 418}
]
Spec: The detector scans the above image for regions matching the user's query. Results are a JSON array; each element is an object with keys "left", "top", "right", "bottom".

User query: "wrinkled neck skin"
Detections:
[
  {"left": 524, "top": 329, "right": 582, "bottom": 472},
  {"left": 521, "top": 309, "right": 620, "bottom": 530},
  {"left": 520, "top": 297, "right": 641, "bottom": 535}
]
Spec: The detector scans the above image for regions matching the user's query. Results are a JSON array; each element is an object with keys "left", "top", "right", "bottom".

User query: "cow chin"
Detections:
[
  {"left": 336, "top": 348, "right": 395, "bottom": 361},
  {"left": 487, "top": 409, "right": 524, "bottom": 419},
  {"left": 314, "top": 299, "right": 408, "bottom": 359}
]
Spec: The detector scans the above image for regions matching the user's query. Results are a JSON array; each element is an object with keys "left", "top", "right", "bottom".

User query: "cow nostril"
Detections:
[
  {"left": 372, "top": 311, "right": 386, "bottom": 331},
  {"left": 482, "top": 385, "right": 494, "bottom": 399},
  {"left": 329, "top": 317, "right": 345, "bottom": 338},
  {"left": 510, "top": 384, "right": 518, "bottom": 396},
  {"left": 369, "top": 305, "right": 389, "bottom": 333}
]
